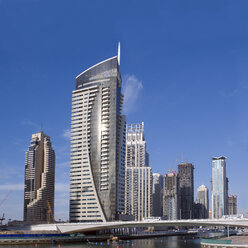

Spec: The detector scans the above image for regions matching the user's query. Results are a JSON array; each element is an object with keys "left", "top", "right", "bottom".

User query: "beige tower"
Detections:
[{"left": 24, "top": 132, "right": 55, "bottom": 224}]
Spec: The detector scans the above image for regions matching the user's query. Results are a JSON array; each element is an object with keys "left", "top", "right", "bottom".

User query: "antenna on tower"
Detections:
[{"left": 117, "top": 42, "right": 121, "bottom": 66}]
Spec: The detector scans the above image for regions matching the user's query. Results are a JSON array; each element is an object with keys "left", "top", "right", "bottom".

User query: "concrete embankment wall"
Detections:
[{"left": 201, "top": 242, "right": 248, "bottom": 248}]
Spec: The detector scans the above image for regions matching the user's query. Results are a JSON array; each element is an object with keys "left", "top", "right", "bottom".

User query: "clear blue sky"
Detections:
[{"left": 0, "top": 0, "right": 248, "bottom": 221}]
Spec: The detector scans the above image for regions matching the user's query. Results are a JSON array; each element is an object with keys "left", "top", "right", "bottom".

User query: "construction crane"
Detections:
[
  {"left": 0, "top": 190, "right": 12, "bottom": 207},
  {"left": 0, "top": 213, "right": 5, "bottom": 225},
  {"left": 47, "top": 201, "right": 55, "bottom": 224},
  {"left": 0, "top": 190, "right": 12, "bottom": 225}
]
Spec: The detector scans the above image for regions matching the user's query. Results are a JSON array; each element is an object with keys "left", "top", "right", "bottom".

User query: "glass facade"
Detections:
[
  {"left": 211, "top": 156, "right": 228, "bottom": 219},
  {"left": 196, "top": 185, "right": 209, "bottom": 219},
  {"left": 178, "top": 163, "right": 194, "bottom": 219},
  {"left": 152, "top": 173, "right": 163, "bottom": 217}
]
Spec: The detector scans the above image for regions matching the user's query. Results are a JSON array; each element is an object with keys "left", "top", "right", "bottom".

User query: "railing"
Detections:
[
  {"left": 0, "top": 234, "right": 70, "bottom": 238},
  {"left": 201, "top": 238, "right": 232, "bottom": 244}
]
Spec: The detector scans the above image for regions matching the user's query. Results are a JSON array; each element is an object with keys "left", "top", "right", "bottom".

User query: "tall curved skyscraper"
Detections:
[{"left": 70, "top": 48, "right": 126, "bottom": 222}]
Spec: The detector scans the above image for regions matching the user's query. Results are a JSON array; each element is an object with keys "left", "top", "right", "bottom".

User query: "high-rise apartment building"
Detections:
[
  {"left": 152, "top": 173, "right": 163, "bottom": 217},
  {"left": 125, "top": 167, "right": 152, "bottom": 221},
  {"left": 211, "top": 156, "right": 228, "bottom": 219},
  {"left": 228, "top": 195, "right": 237, "bottom": 215},
  {"left": 178, "top": 163, "right": 194, "bottom": 219},
  {"left": 24, "top": 132, "right": 55, "bottom": 224},
  {"left": 69, "top": 48, "right": 126, "bottom": 222},
  {"left": 125, "top": 123, "right": 152, "bottom": 221},
  {"left": 163, "top": 172, "right": 180, "bottom": 220},
  {"left": 196, "top": 185, "right": 209, "bottom": 219}
]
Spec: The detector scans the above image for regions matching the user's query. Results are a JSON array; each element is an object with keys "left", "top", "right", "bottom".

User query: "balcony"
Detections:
[
  {"left": 102, "top": 105, "right": 109, "bottom": 110},
  {"left": 101, "top": 140, "right": 109, "bottom": 144},
  {"left": 101, "top": 117, "right": 109, "bottom": 122},
  {"left": 89, "top": 93, "right": 97, "bottom": 97},
  {"left": 102, "top": 89, "right": 110, "bottom": 93},
  {"left": 100, "top": 182, "right": 109, "bottom": 186},
  {"left": 102, "top": 94, "right": 110, "bottom": 99},
  {"left": 101, "top": 120, "right": 109, "bottom": 125},
  {"left": 102, "top": 99, "right": 109, "bottom": 103}
]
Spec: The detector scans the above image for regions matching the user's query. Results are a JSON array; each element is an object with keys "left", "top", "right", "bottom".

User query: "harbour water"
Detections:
[{"left": 0, "top": 236, "right": 201, "bottom": 248}]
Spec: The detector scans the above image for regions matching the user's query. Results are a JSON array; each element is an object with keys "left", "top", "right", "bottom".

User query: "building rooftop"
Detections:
[
  {"left": 198, "top": 184, "right": 208, "bottom": 190},
  {"left": 212, "top": 156, "right": 226, "bottom": 160},
  {"left": 75, "top": 56, "right": 119, "bottom": 89}
]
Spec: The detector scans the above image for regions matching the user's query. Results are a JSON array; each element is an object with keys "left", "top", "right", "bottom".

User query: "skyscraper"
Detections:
[
  {"left": 178, "top": 162, "right": 194, "bottom": 219},
  {"left": 24, "top": 132, "right": 55, "bottom": 224},
  {"left": 163, "top": 172, "right": 180, "bottom": 220},
  {"left": 152, "top": 173, "right": 163, "bottom": 217},
  {"left": 125, "top": 123, "right": 152, "bottom": 221},
  {"left": 69, "top": 47, "right": 126, "bottom": 222},
  {"left": 211, "top": 156, "right": 228, "bottom": 219},
  {"left": 196, "top": 185, "right": 209, "bottom": 219},
  {"left": 228, "top": 195, "right": 237, "bottom": 215}
]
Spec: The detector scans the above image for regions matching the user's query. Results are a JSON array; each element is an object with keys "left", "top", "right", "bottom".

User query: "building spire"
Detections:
[{"left": 117, "top": 42, "right": 120, "bottom": 66}]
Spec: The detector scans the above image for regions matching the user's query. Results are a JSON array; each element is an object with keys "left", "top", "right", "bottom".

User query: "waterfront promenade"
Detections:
[{"left": 201, "top": 236, "right": 248, "bottom": 248}]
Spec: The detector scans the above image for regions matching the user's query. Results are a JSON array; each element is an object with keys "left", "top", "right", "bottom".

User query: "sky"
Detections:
[{"left": 0, "top": 0, "right": 248, "bottom": 221}]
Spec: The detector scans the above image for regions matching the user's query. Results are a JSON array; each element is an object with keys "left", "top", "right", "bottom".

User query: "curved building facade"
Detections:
[{"left": 70, "top": 54, "right": 126, "bottom": 222}]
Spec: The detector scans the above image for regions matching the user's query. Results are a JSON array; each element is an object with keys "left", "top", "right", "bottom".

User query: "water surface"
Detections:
[{"left": 0, "top": 236, "right": 201, "bottom": 248}]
